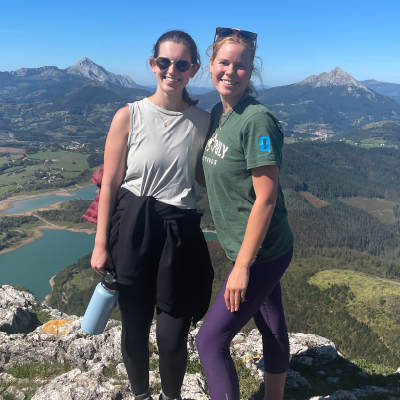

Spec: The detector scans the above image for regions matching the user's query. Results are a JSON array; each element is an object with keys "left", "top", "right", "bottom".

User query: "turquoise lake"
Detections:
[
  {"left": 3, "top": 185, "right": 98, "bottom": 213},
  {"left": 0, "top": 189, "right": 219, "bottom": 300},
  {"left": 0, "top": 230, "right": 218, "bottom": 301},
  {"left": 0, "top": 229, "right": 95, "bottom": 301}
]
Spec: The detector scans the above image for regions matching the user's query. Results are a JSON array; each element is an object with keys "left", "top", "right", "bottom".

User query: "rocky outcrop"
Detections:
[
  {"left": 0, "top": 286, "right": 398, "bottom": 400},
  {"left": 0, "top": 285, "right": 37, "bottom": 334},
  {"left": 30, "top": 369, "right": 131, "bottom": 400}
]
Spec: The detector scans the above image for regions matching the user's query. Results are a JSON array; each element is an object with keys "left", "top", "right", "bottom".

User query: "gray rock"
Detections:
[
  {"left": 181, "top": 373, "right": 208, "bottom": 400},
  {"left": 289, "top": 333, "right": 337, "bottom": 364},
  {"left": 0, "top": 305, "right": 31, "bottom": 334},
  {"left": 0, "top": 285, "right": 37, "bottom": 309},
  {"left": 299, "top": 356, "right": 313, "bottom": 365},
  {"left": 285, "top": 369, "right": 311, "bottom": 389},
  {"left": 0, "top": 372, "right": 16, "bottom": 382},
  {"left": 356, "top": 371, "right": 367, "bottom": 377},
  {"left": 0, "top": 317, "right": 123, "bottom": 368},
  {"left": 149, "top": 370, "right": 161, "bottom": 391},
  {"left": 351, "top": 385, "right": 389, "bottom": 396},
  {"left": 116, "top": 363, "right": 127, "bottom": 377},
  {"left": 309, "top": 390, "right": 358, "bottom": 399},
  {"left": 31, "top": 369, "right": 132, "bottom": 400},
  {"left": 231, "top": 329, "right": 263, "bottom": 359},
  {"left": 4, "top": 385, "right": 26, "bottom": 399},
  {"left": 40, "top": 304, "right": 68, "bottom": 321},
  {"left": 327, "top": 377, "right": 340, "bottom": 384},
  {"left": 0, "top": 285, "right": 37, "bottom": 334}
]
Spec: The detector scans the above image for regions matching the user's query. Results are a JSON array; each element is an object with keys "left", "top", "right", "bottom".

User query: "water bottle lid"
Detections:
[{"left": 101, "top": 267, "right": 119, "bottom": 291}]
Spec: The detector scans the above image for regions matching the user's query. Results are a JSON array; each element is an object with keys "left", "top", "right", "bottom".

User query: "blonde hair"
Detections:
[{"left": 207, "top": 33, "right": 263, "bottom": 96}]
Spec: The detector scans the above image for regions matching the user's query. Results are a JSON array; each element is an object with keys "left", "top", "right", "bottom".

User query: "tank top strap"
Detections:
[{"left": 127, "top": 102, "right": 138, "bottom": 148}]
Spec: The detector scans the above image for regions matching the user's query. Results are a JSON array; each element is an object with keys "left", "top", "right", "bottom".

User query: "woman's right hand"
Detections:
[{"left": 91, "top": 245, "right": 114, "bottom": 276}]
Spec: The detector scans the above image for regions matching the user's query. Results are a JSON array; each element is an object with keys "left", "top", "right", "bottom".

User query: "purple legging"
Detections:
[{"left": 196, "top": 248, "right": 293, "bottom": 400}]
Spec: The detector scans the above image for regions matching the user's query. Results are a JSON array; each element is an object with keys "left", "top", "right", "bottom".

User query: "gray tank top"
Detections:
[{"left": 121, "top": 98, "right": 211, "bottom": 209}]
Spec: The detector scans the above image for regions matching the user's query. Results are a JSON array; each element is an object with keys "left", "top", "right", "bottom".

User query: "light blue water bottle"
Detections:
[{"left": 81, "top": 267, "right": 120, "bottom": 335}]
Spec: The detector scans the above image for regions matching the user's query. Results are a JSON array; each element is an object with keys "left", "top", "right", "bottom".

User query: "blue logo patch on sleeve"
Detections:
[{"left": 259, "top": 136, "right": 270, "bottom": 152}]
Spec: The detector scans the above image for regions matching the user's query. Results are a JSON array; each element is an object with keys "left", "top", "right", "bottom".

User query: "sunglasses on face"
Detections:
[
  {"left": 214, "top": 27, "right": 258, "bottom": 46},
  {"left": 153, "top": 57, "right": 195, "bottom": 73}
]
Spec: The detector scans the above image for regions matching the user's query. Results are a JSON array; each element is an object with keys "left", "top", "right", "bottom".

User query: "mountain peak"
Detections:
[
  {"left": 11, "top": 65, "right": 62, "bottom": 77},
  {"left": 65, "top": 58, "right": 138, "bottom": 89},
  {"left": 295, "top": 67, "right": 373, "bottom": 94}
]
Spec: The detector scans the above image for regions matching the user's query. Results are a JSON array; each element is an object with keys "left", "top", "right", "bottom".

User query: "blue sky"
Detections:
[{"left": 1, "top": 0, "right": 399, "bottom": 87}]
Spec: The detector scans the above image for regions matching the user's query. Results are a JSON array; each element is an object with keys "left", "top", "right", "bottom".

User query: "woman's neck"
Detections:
[
  {"left": 221, "top": 91, "right": 248, "bottom": 113},
  {"left": 150, "top": 89, "right": 186, "bottom": 112}
]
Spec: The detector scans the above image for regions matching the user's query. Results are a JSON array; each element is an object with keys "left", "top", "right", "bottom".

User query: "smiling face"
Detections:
[
  {"left": 210, "top": 42, "right": 253, "bottom": 103},
  {"left": 150, "top": 41, "right": 199, "bottom": 96}
]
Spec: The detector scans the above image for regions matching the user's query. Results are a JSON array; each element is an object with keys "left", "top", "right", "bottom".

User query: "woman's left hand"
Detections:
[{"left": 224, "top": 265, "right": 250, "bottom": 312}]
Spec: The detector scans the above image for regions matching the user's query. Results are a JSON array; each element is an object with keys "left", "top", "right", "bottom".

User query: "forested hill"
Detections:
[
  {"left": 281, "top": 141, "right": 400, "bottom": 200},
  {"left": 335, "top": 120, "right": 400, "bottom": 144}
]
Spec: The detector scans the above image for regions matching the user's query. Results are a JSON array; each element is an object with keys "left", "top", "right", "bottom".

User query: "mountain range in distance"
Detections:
[
  {"left": 361, "top": 79, "right": 400, "bottom": 104},
  {"left": 1, "top": 58, "right": 399, "bottom": 138},
  {"left": 0, "top": 57, "right": 273, "bottom": 99},
  {"left": 195, "top": 67, "right": 400, "bottom": 134}
]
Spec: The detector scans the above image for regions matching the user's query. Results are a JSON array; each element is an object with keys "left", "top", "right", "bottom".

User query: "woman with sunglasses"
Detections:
[
  {"left": 196, "top": 28, "right": 294, "bottom": 400},
  {"left": 90, "top": 30, "right": 213, "bottom": 400}
]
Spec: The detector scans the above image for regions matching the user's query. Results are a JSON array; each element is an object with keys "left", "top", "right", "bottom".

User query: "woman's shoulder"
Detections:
[
  {"left": 186, "top": 105, "right": 211, "bottom": 132},
  {"left": 187, "top": 105, "right": 210, "bottom": 118},
  {"left": 113, "top": 105, "right": 131, "bottom": 123},
  {"left": 242, "top": 98, "right": 281, "bottom": 125},
  {"left": 239, "top": 98, "right": 284, "bottom": 136}
]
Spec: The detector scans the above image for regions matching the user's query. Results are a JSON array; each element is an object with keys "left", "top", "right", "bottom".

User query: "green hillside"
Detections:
[
  {"left": 281, "top": 248, "right": 400, "bottom": 367},
  {"left": 0, "top": 149, "right": 102, "bottom": 199},
  {"left": 285, "top": 190, "right": 400, "bottom": 259},
  {"left": 0, "top": 84, "right": 146, "bottom": 142},
  {"left": 335, "top": 120, "right": 400, "bottom": 146},
  {"left": 309, "top": 269, "right": 400, "bottom": 357},
  {"left": 281, "top": 141, "right": 400, "bottom": 201}
]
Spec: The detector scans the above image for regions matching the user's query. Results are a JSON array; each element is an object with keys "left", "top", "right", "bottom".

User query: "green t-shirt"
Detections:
[{"left": 202, "top": 96, "right": 294, "bottom": 263}]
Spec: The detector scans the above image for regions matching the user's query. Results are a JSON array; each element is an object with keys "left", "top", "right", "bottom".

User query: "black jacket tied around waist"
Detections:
[{"left": 109, "top": 188, "right": 214, "bottom": 325}]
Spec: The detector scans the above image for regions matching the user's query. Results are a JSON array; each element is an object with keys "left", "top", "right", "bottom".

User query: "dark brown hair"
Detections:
[{"left": 152, "top": 30, "right": 200, "bottom": 106}]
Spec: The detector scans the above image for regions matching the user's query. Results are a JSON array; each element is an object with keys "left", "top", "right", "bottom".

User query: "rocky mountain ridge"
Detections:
[
  {"left": 295, "top": 67, "right": 373, "bottom": 95},
  {"left": 8, "top": 58, "right": 141, "bottom": 89},
  {"left": 1, "top": 285, "right": 399, "bottom": 400},
  {"left": 11, "top": 66, "right": 64, "bottom": 78},
  {"left": 0, "top": 58, "right": 152, "bottom": 103},
  {"left": 65, "top": 58, "right": 137, "bottom": 88}
]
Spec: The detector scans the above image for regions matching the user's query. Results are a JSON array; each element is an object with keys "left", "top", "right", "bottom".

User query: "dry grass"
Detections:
[
  {"left": 339, "top": 197, "right": 396, "bottom": 224},
  {"left": 299, "top": 191, "right": 330, "bottom": 207}
]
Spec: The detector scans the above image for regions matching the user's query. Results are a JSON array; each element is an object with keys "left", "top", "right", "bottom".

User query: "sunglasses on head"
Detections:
[
  {"left": 153, "top": 57, "right": 195, "bottom": 73},
  {"left": 214, "top": 27, "right": 258, "bottom": 46}
]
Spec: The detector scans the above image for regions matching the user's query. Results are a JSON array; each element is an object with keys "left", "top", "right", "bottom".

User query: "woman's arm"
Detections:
[
  {"left": 224, "top": 165, "right": 279, "bottom": 312},
  {"left": 91, "top": 106, "right": 130, "bottom": 275},
  {"left": 195, "top": 160, "right": 206, "bottom": 187},
  {"left": 195, "top": 117, "right": 213, "bottom": 188}
]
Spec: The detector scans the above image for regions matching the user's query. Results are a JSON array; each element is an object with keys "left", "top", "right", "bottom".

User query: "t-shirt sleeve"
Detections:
[{"left": 241, "top": 111, "right": 284, "bottom": 170}]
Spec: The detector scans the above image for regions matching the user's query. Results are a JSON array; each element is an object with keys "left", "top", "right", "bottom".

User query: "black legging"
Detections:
[{"left": 119, "top": 284, "right": 192, "bottom": 398}]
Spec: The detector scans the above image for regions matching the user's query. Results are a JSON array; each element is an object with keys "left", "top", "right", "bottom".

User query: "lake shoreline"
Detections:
[
  {"left": 0, "top": 225, "right": 96, "bottom": 255},
  {"left": 0, "top": 226, "right": 215, "bottom": 256},
  {"left": 0, "top": 181, "right": 94, "bottom": 213},
  {"left": 44, "top": 275, "right": 56, "bottom": 305}
]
